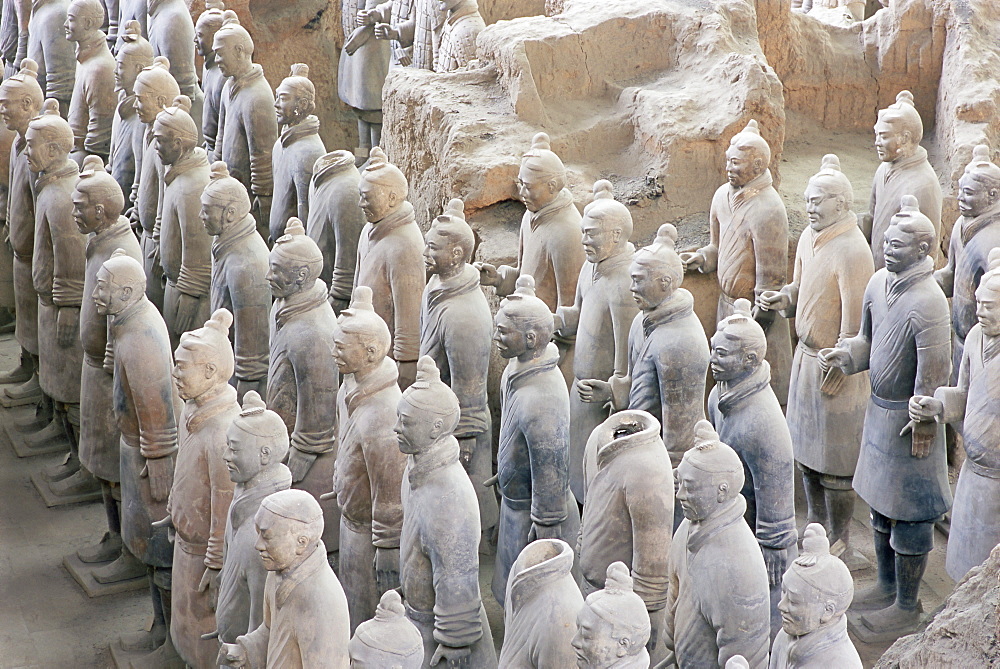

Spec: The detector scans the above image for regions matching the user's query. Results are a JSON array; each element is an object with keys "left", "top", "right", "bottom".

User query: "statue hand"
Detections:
[
  {"left": 474, "top": 262, "right": 500, "bottom": 287},
  {"left": 752, "top": 304, "right": 776, "bottom": 331},
  {"left": 145, "top": 456, "right": 174, "bottom": 502},
  {"left": 397, "top": 360, "right": 417, "bottom": 389},
  {"left": 528, "top": 522, "right": 561, "bottom": 541},
  {"left": 236, "top": 378, "right": 263, "bottom": 403},
  {"left": 430, "top": 644, "right": 471, "bottom": 668},
  {"left": 374, "top": 23, "right": 400, "bottom": 41},
  {"left": 374, "top": 547, "right": 400, "bottom": 592},
  {"left": 198, "top": 567, "right": 221, "bottom": 611},
  {"left": 756, "top": 290, "right": 790, "bottom": 313},
  {"left": 908, "top": 395, "right": 943, "bottom": 423},
  {"left": 761, "top": 546, "right": 787, "bottom": 587},
  {"left": 173, "top": 292, "right": 202, "bottom": 335},
  {"left": 817, "top": 347, "right": 849, "bottom": 374},
  {"left": 356, "top": 9, "right": 377, "bottom": 26},
  {"left": 458, "top": 440, "right": 473, "bottom": 471},
  {"left": 218, "top": 642, "right": 248, "bottom": 667},
  {"left": 56, "top": 306, "right": 80, "bottom": 348},
  {"left": 678, "top": 251, "right": 704, "bottom": 273},
  {"left": 328, "top": 295, "right": 350, "bottom": 315},
  {"left": 286, "top": 448, "right": 318, "bottom": 483},
  {"left": 904, "top": 419, "right": 937, "bottom": 459},
  {"left": 577, "top": 379, "right": 612, "bottom": 404}
]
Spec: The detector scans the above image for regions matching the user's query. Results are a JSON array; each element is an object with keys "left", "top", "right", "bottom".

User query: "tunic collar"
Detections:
[
  {"left": 686, "top": 494, "right": 747, "bottom": 554},
  {"left": 164, "top": 147, "right": 209, "bottom": 185},
  {"left": 447, "top": 4, "right": 479, "bottom": 24},
  {"left": 716, "top": 360, "right": 771, "bottom": 415},
  {"left": 424, "top": 263, "right": 480, "bottom": 311},
  {"left": 407, "top": 435, "right": 461, "bottom": 488},
  {"left": 595, "top": 410, "right": 662, "bottom": 470},
  {"left": 279, "top": 115, "right": 320, "bottom": 147},
  {"left": 274, "top": 541, "right": 328, "bottom": 607},
  {"left": 504, "top": 343, "right": 560, "bottom": 388},
  {"left": 529, "top": 188, "right": 575, "bottom": 231},
  {"left": 212, "top": 214, "right": 258, "bottom": 259},
  {"left": 729, "top": 169, "right": 773, "bottom": 207},
  {"left": 885, "top": 145, "right": 929, "bottom": 178},
  {"left": 782, "top": 616, "right": 850, "bottom": 667},
  {"left": 117, "top": 93, "right": 137, "bottom": 119},
  {"left": 229, "top": 64, "right": 265, "bottom": 98},
  {"left": 810, "top": 212, "right": 857, "bottom": 252},
  {"left": 592, "top": 243, "right": 634, "bottom": 280},
  {"left": 642, "top": 288, "right": 694, "bottom": 337},
  {"left": 507, "top": 539, "right": 575, "bottom": 613},
  {"left": 110, "top": 296, "right": 153, "bottom": 335},
  {"left": 231, "top": 464, "right": 293, "bottom": 531},
  {"left": 312, "top": 151, "right": 355, "bottom": 186},
  {"left": 368, "top": 201, "right": 416, "bottom": 243},
  {"left": 36, "top": 158, "right": 78, "bottom": 192},
  {"left": 984, "top": 331, "right": 1000, "bottom": 365},
  {"left": 75, "top": 33, "right": 107, "bottom": 62},
  {"left": 273, "top": 279, "right": 328, "bottom": 331},
  {"left": 184, "top": 383, "right": 237, "bottom": 433},
  {"left": 885, "top": 256, "right": 933, "bottom": 308},
  {"left": 344, "top": 357, "right": 399, "bottom": 416},
  {"left": 86, "top": 217, "right": 133, "bottom": 259},
  {"left": 959, "top": 205, "right": 1000, "bottom": 246}
]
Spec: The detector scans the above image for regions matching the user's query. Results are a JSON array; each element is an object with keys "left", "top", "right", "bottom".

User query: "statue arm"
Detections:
[
  {"left": 859, "top": 186, "right": 876, "bottom": 242},
  {"left": 294, "top": 167, "right": 312, "bottom": 226},
  {"left": 708, "top": 571, "right": 770, "bottom": 669},
  {"left": 236, "top": 596, "right": 271, "bottom": 669},
  {"left": 230, "top": 275, "right": 271, "bottom": 382},
  {"left": 330, "top": 199, "right": 364, "bottom": 303},
  {"left": 246, "top": 94, "right": 277, "bottom": 199},
  {"left": 174, "top": 184, "right": 212, "bottom": 298},
  {"left": 751, "top": 207, "right": 788, "bottom": 296},
  {"left": 84, "top": 68, "right": 115, "bottom": 158},
  {"left": 213, "top": 89, "right": 228, "bottom": 162},
  {"left": 206, "top": 437, "right": 235, "bottom": 569},
  {"left": 427, "top": 521, "right": 484, "bottom": 649},
  {"left": 133, "top": 353, "right": 180, "bottom": 460},
  {"left": 50, "top": 206, "right": 86, "bottom": 308},
  {"left": 933, "top": 340, "right": 971, "bottom": 426},
  {"left": 13, "top": 0, "right": 29, "bottom": 67},
  {"left": 836, "top": 284, "right": 874, "bottom": 374},
  {"left": 696, "top": 200, "right": 721, "bottom": 274},
  {"left": 387, "top": 248, "right": 423, "bottom": 362},
  {"left": 364, "top": 419, "right": 404, "bottom": 549},
  {"left": 289, "top": 346, "right": 337, "bottom": 455},
  {"left": 610, "top": 291, "right": 635, "bottom": 378},
  {"left": 553, "top": 269, "right": 583, "bottom": 335},
  {"left": 837, "top": 252, "right": 872, "bottom": 341},
  {"left": 625, "top": 466, "right": 671, "bottom": 611},
  {"left": 934, "top": 232, "right": 958, "bottom": 297},
  {"left": 526, "top": 410, "right": 570, "bottom": 527},
  {"left": 911, "top": 307, "right": 952, "bottom": 396},
  {"left": 41, "top": 17, "right": 75, "bottom": 107},
  {"left": 660, "top": 545, "right": 680, "bottom": 668}
]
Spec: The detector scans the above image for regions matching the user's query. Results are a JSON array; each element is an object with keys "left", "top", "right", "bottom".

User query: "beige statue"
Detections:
[
  {"left": 681, "top": 119, "right": 792, "bottom": 406},
  {"left": 349, "top": 589, "right": 423, "bottom": 668},
  {"left": 770, "top": 524, "right": 861, "bottom": 669},
  {"left": 432, "top": 0, "right": 484, "bottom": 73},
  {"left": 756, "top": 154, "right": 873, "bottom": 567},
  {"left": 476, "top": 132, "right": 585, "bottom": 381},
  {"left": 355, "top": 146, "right": 424, "bottom": 389},
  {"left": 65, "top": 0, "right": 115, "bottom": 164},
  {"left": 166, "top": 308, "right": 240, "bottom": 668},
  {"left": 212, "top": 11, "right": 277, "bottom": 239},
  {"left": 330, "top": 285, "right": 406, "bottom": 631},
  {"left": 27, "top": 0, "right": 75, "bottom": 116},
  {"left": 270, "top": 63, "right": 326, "bottom": 242},
  {"left": 218, "top": 489, "right": 351, "bottom": 668},
  {"left": 862, "top": 90, "right": 943, "bottom": 268},
  {"left": 108, "top": 21, "right": 153, "bottom": 201},
  {"left": 147, "top": 0, "right": 205, "bottom": 141},
  {"left": 571, "top": 562, "right": 651, "bottom": 669},
  {"left": 216, "top": 391, "right": 292, "bottom": 645},
  {"left": 556, "top": 180, "right": 637, "bottom": 502},
  {"left": 338, "top": 0, "right": 389, "bottom": 158},
  {"left": 202, "top": 160, "right": 270, "bottom": 399},
  {"left": 154, "top": 94, "right": 212, "bottom": 348},
  {"left": 196, "top": 0, "right": 226, "bottom": 155}
]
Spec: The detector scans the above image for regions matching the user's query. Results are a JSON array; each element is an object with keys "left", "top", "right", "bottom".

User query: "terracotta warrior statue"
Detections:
[
  {"left": 307, "top": 149, "right": 366, "bottom": 312},
  {"left": 707, "top": 298, "right": 797, "bottom": 637},
  {"left": 218, "top": 489, "right": 351, "bottom": 668},
  {"left": 0, "top": 61, "right": 42, "bottom": 401},
  {"left": 909, "top": 249, "right": 1000, "bottom": 583},
  {"left": 266, "top": 218, "right": 340, "bottom": 553},
  {"left": 681, "top": 119, "right": 792, "bottom": 406},
  {"left": 147, "top": 0, "right": 204, "bottom": 140},
  {"left": 330, "top": 285, "right": 406, "bottom": 631},
  {"left": 420, "top": 198, "right": 496, "bottom": 547},
  {"left": 108, "top": 21, "right": 152, "bottom": 201},
  {"left": 131, "top": 57, "right": 180, "bottom": 311},
  {"left": 27, "top": 0, "right": 75, "bottom": 116},
  {"left": 357, "top": 0, "right": 413, "bottom": 68},
  {"left": 349, "top": 590, "right": 423, "bottom": 668},
  {"left": 663, "top": 421, "right": 771, "bottom": 668},
  {"left": 819, "top": 195, "right": 951, "bottom": 640},
  {"left": 396, "top": 356, "right": 498, "bottom": 668},
  {"left": 862, "top": 91, "right": 942, "bottom": 268},
  {"left": 432, "top": 0, "right": 483, "bottom": 72},
  {"left": 202, "top": 160, "right": 270, "bottom": 399},
  {"left": 114, "top": 0, "right": 147, "bottom": 52},
  {"left": 492, "top": 274, "right": 578, "bottom": 606},
  {"left": 154, "top": 94, "right": 212, "bottom": 348},
  {"left": 556, "top": 180, "right": 637, "bottom": 502},
  {"left": 28, "top": 100, "right": 89, "bottom": 484},
  {"left": 500, "top": 539, "right": 583, "bottom": 668},
  {"left": 0, "top": 0, "right": 29, "bottom": 77},
  {"left": 572, "top": 562, "right": 651, "bottom": 669},
  {"left": 355, "top": 146, "right": 424, "bottom": 389},
  {"left": 757, "top": 155, "right": 873, "bottom": 567},
  {"left": 935, "top": 145, "right": 1000, "bottom": 380},
  {"left": 338, "top": 0, "right": 389, "bottom": 158},
  {"left": 580, "top": 224, "right": 708, "bottom": 503},
  {"left": 771, "top": 524, "right": 862, "bottom": 669},
  {"left": 196, "top": 0, "right": 226, "bottom": 156},
  {"left": 212, "top": 11, "right": 277, "bottom": 240},
  {"left": 72, "top": 157, "right": 145, "bottom": 578},
  {"left": 270, "top": 63, "right": 325, "bottom": 241},
  {"left": 372, "top": 0, "right": 445, "bottom": 71},
  {"left": 579, "top": 409, "right": 673, "bottom": 663},
  {"left": 216, "top": 391, "right": 292, "bottom": 645},
  {"left": 165, "top": 308, "right": 240, "bottom": 668},
  {"left": 94, "top": 250, "right": 179, "bottom": 661},
  {"left": 477, "top": 132, "right": 585, "bottom": 381},
  {"left": 65, "top": 0, "right": 115, "bottom": 164}
]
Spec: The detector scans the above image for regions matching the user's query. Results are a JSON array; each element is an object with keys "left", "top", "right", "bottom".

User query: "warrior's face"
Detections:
[
  {"left": 957, "top": 173, "right": 998, "bottom": 219},
  {"left": 725, "top": 146, "right": 763, "bottom": 188},
  {"left": 778, "top": 572, "right": 834, "bottom": 638},
  {"left": 804, "top": 182, "right": 843, "bottom": 231},
  {"left": 874, "top": 119, "right": 910, "bottom": 163},
  {"left": 882, "top": 224, "right": 926, "bottom": 275}
]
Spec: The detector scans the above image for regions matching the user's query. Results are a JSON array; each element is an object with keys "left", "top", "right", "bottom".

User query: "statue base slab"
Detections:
[
  {"left": 31, "top": 471, "right": 101, "bottom": 507},
  {"left": 7, "top": 419, "right": 67, "bottom": 457},
  {"left": 63, "top": 553, "right": 147, "bottom": 598},
  {"left": 0, "top": 388, "right": 42, "bottom": 408},
  {"left": 848, "top": 609, "right": 925, "bottom": 644}
]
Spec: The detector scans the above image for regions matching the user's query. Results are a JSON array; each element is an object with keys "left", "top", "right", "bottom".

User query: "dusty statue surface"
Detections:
[
  {"left": 64, "top": 0, "right": 115, "bottom": 164},
  {"left": 349, "top": 590, "right": 423, "bottom": 667},
  {"left": 573, "top": 561, "right": 651, "bottom": 669}
]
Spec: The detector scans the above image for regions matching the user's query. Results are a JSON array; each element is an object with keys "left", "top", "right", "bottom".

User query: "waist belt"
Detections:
[
  {"left": 404, "top": 600, "right": 434, "bottom": 625},
  {"left": 871, "top": 394, "right": 908, "bottom": 411},
  {"left": 797, "top": 341, "right": 820, "bottom": 357},
  {"left": 967, "top": 458, "right": 1000, "bottom": 480},
  {"left": 500, "top": 495, "right": 532, "bottom": 512}
]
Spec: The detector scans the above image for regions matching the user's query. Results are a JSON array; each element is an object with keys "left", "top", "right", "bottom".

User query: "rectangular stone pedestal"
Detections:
[
  {"left": 0, "top": 388, "right": 41, "bottom": 408},
  {"left": 31, "top": 471, "right": 101, "bottom": 507},
  {"left": 7, "top": 420, "right": 67, "bottom": 458},
  {"left": 63, "top": 553, "right": 147, "bottom": 598}
]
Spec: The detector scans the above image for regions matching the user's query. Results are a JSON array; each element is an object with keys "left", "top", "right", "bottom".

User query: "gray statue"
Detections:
[
  {"left": 270, "top": 63, "right": 325, "bottom": 242},
  {"left": 349, "top": 590, "right": 423, "bottom": 668},
  {"left": 572, "top": 562, "right": 651, "bottom": 669},
  {"left": 107, "top": 21, "right": 152, "bottom": 201},
  {"left": 27, "top": 0, "right": 76, "bottom": 116},
  {"left": 65, "top": 0, "right": 115, "bottom": 164},
  {"left": 195, "top": 0, "right": 226, "bottom": 155},
  {"left": 432, "top": 0, "right": 484, "bottom": 73},
  {"left": 147, "top": 0, "right": 204, "bottom": 141},
  {"left": 338, "top": 0, "right": 389, "bottom": 158}
]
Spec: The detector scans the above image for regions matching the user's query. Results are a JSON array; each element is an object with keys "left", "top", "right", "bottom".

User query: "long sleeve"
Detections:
[
  {"left": 330, "top": 199, "right": 363, "bottom": 303},
  {"left": 749, "top": 201, "right": 787, "bottom": 297},
  {"left": 228, "top": 261, "right": 270, "bottom": 382},
  {"left": 610, "top": 283, "right": 634, "bottom": 378},
  {"left": 554, "top": 268, "right": 583, "bottom": 337},
  {"left": 206, "top": 440, "right": 236, "bottom": 569},
  {"left": 697, "top": 197, "right": 721, "bottom": 274},
  {"left": 935, "top": 229, "right": 959, "bottom": 297},
  {"left": 50, "top": 194, "right": 86, "bottom": 307},
  {"left": 911, "top": 305, "right": 952, "bottom": 396},
  {"left": 290, "top": 339, "right": 337, "bottom": 455},
  {"left": 362, "top": 421, "right": 404, "bottom": 548},
  {"left": 839, "top": 288, "right": 873, "bottom": 375},
  {"left": 294, "top": 166, "right": 311, "bottom": 225},
  {"left": 40, "top": 14, "right": 76, "bottom": 106},
  {"left": 427, "top": 516, "right": 484, "bottom": 648},
  {"left": 836, "top": 253, "right": 869, "bottom": 341},
  {"left": 387, "top": 246, "right": 422, "bottom": 362},
  {"left": 214, "top": 87, "right": 228, "bottom": 163},
  {"left": 525, "top": 407, "right": 569, "bottom": 526},
  {"left": 125, "top": 344, "right": 179, "bottom": 459},
  {"left": 175, "top": 180, "right": 212, "bottom": 298},
  {"left": 246, "top": 99, "right": 276, "bottom": 199},
  {"left": 238, "top": 590, "right": 271, "bottom": 669},
  {"left": 625, "top": 466, "right": 671, "bottom": 611},
  {"left": 935, "top": 342, "right": 970, "bottom": 426},
  {"left": 84, "top": 61, "right": 115, "bottom": 158}
]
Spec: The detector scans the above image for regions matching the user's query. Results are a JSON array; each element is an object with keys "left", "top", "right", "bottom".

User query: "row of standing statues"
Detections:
[{"left": 0, "top": 0, "right": 995, "bottom": 666}]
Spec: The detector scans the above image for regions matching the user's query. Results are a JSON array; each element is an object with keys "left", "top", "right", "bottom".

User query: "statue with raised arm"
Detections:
[
  {"left": 64, "top": 0, "right": 115, "bottom": 164},
  {"left": 862, "top": 91, "right": 942, "bottom": 268},
  {"left": 818, "top": 195, "right": 951, "bottom": 641},
  {"left": 270, "top": 63, "right": 325, "bottom": 242},
  {"left": 195, "top": 0, "right": 226, "bottom": 156},
  {"left": 572, "top": 562, "right": 651, "bottom": 669},
  {"left": 756, "top": 155, "right": 873, "bottom": 567},
  {"left": 202, "top": 160, "right": 270, "bottom": 400},
  {"left": 166, "top": 308, "right": 240, "bottom": 667},
  {"left": 681, "top": 119, "right": 792, "bottom": 406},
  {"left": 216, "top": 391, "right": 292, "bottom": 645},
  {"left": 349, "top": 590, "right": 423, "bottom": 668},
  {"left": 395, "top": 356, "right": 498, "bottom": 668},
  {"left": 108, "top": 21, "right": 152, "bottom": 201}
]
